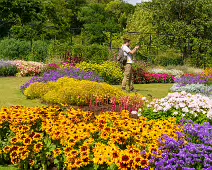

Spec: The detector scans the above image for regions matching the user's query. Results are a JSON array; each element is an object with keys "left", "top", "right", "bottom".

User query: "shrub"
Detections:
[
  {"left": 71, "top": 44, "right": 111, "bottom": 64},
  {"left": 143, "top": 91, "right": 212, "bottom": 124},
  {"left": 154, "top": 49, "right": 183, "bottom": 66},
  {"left": 0, "top": 38, "right": 31, "bottom": 60},
  {"left": 0, "top": 60, "right": 18, "bottom": 76},
  {"left": 28, "top": 40, "right": 49, "bottom": 62},
  {"left": 76, "top": 61, "right": 123, "bottom": 85},
  {"left": 24, "top": 77, "right": 125, "bottom": 106},
  {"left": 21, "top": 68, "right": 103, "bottom": 90}
]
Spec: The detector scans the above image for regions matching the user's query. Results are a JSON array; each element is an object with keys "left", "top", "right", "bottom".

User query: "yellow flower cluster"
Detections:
[
  {"left": 24, "top": 77, "right": 126, "bottom": 106},
  {"left": 76, "top": 61, "right": 123, "bottom": 84},
  {"left": 0, "top": 106, "right": 184, "bottom": 169},
  {"left": 204, "top": 68, "right": 212, "bottom": 76}
]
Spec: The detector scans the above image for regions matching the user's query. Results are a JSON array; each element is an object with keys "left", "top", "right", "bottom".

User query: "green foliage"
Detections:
[
  {"left": 76, "top": 61, "right": 123, "bottom": 85},
  {"left": 154, "top": 49, "right": 183, "bottom": 66},
  {"left": 145, "top": 0, "right": 212, "bottom": 67},
  {"left": 0, "top": 38, "right": 31, "bottom": 60},
  {"left": 142, "top": 108, "right": 211, "bottom": 125},
  {"left": 71, "top": 44, "right": 111, "bottom": 64},
  {"left": 0, "top": 66, "right": 18, "bottom": 77},
  {"left": 28, "top": 40, "right": 49, "bottom": 62}
]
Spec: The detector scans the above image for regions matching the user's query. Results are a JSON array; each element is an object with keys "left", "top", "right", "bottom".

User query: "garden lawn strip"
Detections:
[
  {"left": 0, "top": 77, "right": 45, "bottom": 108},
  {"left": 115, "top": 84, "right": 173, "bottom": 99}
]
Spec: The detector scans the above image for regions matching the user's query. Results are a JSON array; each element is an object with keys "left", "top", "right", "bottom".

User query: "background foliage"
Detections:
[{"left": 0, "top": 0, "right": 211, "bottom": 67}]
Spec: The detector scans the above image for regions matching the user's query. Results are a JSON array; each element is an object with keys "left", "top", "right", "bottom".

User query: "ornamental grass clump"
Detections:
[
  {"left": 24, "top": 77, "right": 125, "bottom": 106},
  {"left": 0, "top": 106, "right": 182, "bottom": 170},
  {"left": 143, "top": 91, "right": 212, "bottom": 123},
  {"left": 21, "top": 68, "right": 103, "bottom": 90}
]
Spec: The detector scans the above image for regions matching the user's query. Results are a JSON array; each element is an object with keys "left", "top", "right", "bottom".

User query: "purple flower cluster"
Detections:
[
  {"left": 153, "top": 123, "right": 212, "bottom": 170},
  {"left": 0, "top": 60, "right": 15, "bottom": 68},
  {"left": 184, "top": 122, "right": 212, "bottom": 145},
  {"left": 21, "top": 68, "right": 103, "bottom": 90},
  {"left": 175, "top": 75, "right": 212, "bottom": 87}
]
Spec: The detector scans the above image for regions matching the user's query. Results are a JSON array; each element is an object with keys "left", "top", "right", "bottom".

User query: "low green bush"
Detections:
[
  {"left": 24, "top": 77, "right": 125, "bottom": 106},
  {"left": 154, "top": 49, "right": 183, "bottom": 66},
  {"left": 71, "top": 44, "right": 112, "bottom": 64},
  {"left": 76, "top": 61, "right": 123, "bottom": 85},
  {"left": 0, "top": 38, "right": 31, "bottom": 60}
]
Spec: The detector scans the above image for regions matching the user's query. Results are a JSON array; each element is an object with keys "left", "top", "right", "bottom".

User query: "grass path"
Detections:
[{"left": 0, "top": 77, "right": 44, "bottom": 108}]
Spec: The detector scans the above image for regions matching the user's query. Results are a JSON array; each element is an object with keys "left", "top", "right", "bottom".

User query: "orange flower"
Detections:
[
  {"left": 34, "top": 142, "right": 43, "bottom": 153},
  {"left": 23, "top": 137, "right": 32, "bottom": 146},
  {"left": 53, "top": 148, "right": 62, "bottom": 158}
]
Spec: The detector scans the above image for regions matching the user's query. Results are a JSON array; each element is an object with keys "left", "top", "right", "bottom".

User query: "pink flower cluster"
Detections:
[
  {"left": 143, "top": 73, "right": 175, "bottom": 83},
  {"left": 13, "top": 60, "right": 45, "bottom": 77}
]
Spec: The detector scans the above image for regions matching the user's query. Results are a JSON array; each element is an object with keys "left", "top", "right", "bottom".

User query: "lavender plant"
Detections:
[{"left": 21, "top": 68, "right": 103, "bottom": 90}]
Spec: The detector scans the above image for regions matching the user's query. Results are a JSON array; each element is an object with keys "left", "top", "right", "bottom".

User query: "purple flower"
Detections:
[{"left": 21, "top": 68, "right": 103, "bottom": 91}]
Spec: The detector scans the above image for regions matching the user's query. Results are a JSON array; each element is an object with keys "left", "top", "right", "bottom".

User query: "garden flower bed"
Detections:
[
  {"left": 0, "top": 106, "right": 211, "bottom": 170},
  {"left": 170, "top": 74, "right": 212, "bottom": 96},
  {"left": 143, "top": 91, "right": 212, "bottom": 124},
  {"left": 21, "top": 68, "right": 103, "bottom": 91}
]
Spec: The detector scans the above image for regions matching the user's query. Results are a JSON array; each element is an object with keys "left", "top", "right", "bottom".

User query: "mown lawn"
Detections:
[{"left": 0, "top": 77, "right": 44, "bottom": 108}]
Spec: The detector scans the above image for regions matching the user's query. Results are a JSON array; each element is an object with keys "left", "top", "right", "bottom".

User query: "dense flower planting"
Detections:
[
  {"left": 24, "top": 77, "right": 127, "bottom": 106},
  {"left": 154, "top": 122, "right": 212, "bottom": 170},
  {"left": 149, "top": 68, "right": 184, "bottom": 78},
  {"left": 0, "top": 60, "right": 18, "bottom": 76},
  {"left": 21, "top": 68, "right": 103, "bottom": 90},
  {"left": 76, "top": 61, "right": 123, "bottom": 85},
  {"left": 204, "top": 68, "right": 212, "bottom": 76},
  {"left": 144, "top": 91, "right": 212, "bottom": 124},
  {"left": 0, "top": 106, "right": 183, "bottom": 170},
  {"left": 143, "top": 73, "right": 175, "bottom": 83},
  {"left": 174, "top": 74, "right": 212, "bottom": 86},
  {"left": 171, "top": 84, "right": 212, "bottom": 96},
  {"left": 14, "top": 60, "right": 45, "bottom": 77}
]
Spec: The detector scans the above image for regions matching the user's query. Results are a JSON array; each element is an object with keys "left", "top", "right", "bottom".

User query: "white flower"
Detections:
[
  {"left": 179, "top": 103, "right": 186, "bottom": 108},
  {"left": 173, "top": 111, "right": 178, "bottom": 115},
  {"left": 182, "top": 107, "right": 189, "bottom": 113},
  {"left": 182, "top": 113, "right": 186, "bottom": 117},
  {"left": 207, "top": 109, "right": 212, "bottom": 119}
]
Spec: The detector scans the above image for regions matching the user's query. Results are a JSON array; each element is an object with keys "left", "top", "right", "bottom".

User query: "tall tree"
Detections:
[{"left": 147, "top": 0, "right": 212, "bottom": 66}]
